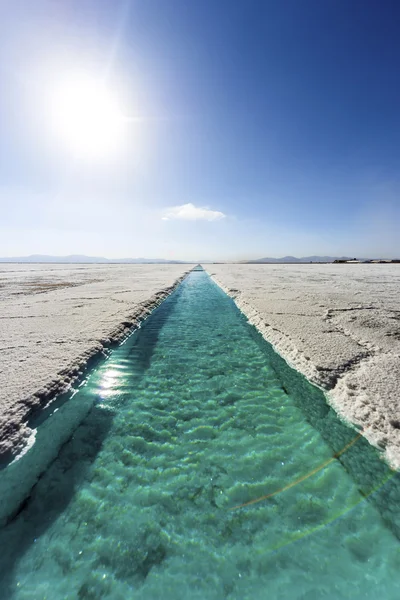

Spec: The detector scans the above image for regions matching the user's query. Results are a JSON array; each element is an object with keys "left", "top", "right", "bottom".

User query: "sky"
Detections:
[{"left": 0, "top": 0, "right": 399, "bottom": 260}]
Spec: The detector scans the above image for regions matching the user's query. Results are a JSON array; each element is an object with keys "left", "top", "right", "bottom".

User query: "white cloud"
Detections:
[{"left": 162, "top": 203, "right": 225, "bottom": 221}]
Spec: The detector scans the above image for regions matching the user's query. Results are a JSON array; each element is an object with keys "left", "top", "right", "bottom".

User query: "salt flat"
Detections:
[
  {"left": 2, "top": 262, "right": 400, "bottom": 469},
  {"left": 0, "top": 263, "right": 191, "bottom": 457},
  {"left": 208, "top": 264, "right": 400, "bottom": 468}
]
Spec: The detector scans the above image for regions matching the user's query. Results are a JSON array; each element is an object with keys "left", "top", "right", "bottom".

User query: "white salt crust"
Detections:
[
  {"left": 0, "top": 264, "right": 192, "bottom": 457},
  {"left": 207, "top": 264, "right": 400, "bottom": 470}
]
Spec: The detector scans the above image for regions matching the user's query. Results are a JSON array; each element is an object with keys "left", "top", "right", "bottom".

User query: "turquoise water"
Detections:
[{"left": 1, "top": 270, "right": 400, "bottom": 599}]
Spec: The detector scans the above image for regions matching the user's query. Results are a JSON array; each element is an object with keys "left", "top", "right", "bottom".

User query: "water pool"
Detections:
[{"left": 1, "top": 270, "right": 400, "bottom": 599}]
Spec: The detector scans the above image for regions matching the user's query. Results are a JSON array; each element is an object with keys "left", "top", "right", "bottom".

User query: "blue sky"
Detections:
[{"left": 0, "top": 0, "right": 399, "bottom": 260}]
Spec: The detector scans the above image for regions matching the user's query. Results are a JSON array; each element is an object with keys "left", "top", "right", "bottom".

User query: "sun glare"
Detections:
[{"left": 50, "top": 75, "right": 125, "bottom": 159}]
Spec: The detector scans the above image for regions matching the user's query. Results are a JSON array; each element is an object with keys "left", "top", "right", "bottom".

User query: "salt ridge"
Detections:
[{"left": 208, "top": 263, "right": 400, "bottom": 470}]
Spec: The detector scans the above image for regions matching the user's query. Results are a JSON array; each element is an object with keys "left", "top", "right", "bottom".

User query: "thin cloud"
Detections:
[{"left": 162, "top": 203, "right": 225, "bottom": 221}]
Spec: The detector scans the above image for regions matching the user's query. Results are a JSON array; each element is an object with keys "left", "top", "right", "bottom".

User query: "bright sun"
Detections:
[{"left": 50, "top": 74, "right": 125, "bottom": 160}]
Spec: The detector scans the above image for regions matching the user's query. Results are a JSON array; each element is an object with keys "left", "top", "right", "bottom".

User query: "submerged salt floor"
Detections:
[{"left": 1, "top": 270, "right": 400, "bottom": 599}]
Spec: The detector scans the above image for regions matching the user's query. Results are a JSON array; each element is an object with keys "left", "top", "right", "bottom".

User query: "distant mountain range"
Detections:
[
  {"left": 0, "top": 254, "right": 190, "bottom": 264},
  {"left": 1, "top": 254, "right": 388, "bottom": 264},
  {"left": 243, "top": 256, "right": 359, "bottom": 263}
]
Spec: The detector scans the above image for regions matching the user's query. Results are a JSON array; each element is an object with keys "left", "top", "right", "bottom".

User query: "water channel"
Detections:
[{"left": 1, "top": 269, "right": 400, "bottom": 599}]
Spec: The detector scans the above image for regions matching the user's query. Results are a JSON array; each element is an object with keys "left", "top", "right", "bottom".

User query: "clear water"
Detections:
[{"left": 1, "top": 270, "right": 400, "bottom": 599}]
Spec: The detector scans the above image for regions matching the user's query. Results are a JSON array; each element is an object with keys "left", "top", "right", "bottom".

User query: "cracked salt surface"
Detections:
[
  {"left": 208, "top": 263, "right": 400, "bottom": 469},
  {"left": 0, "top": 264, "right": 191, "bottom": 458}
]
